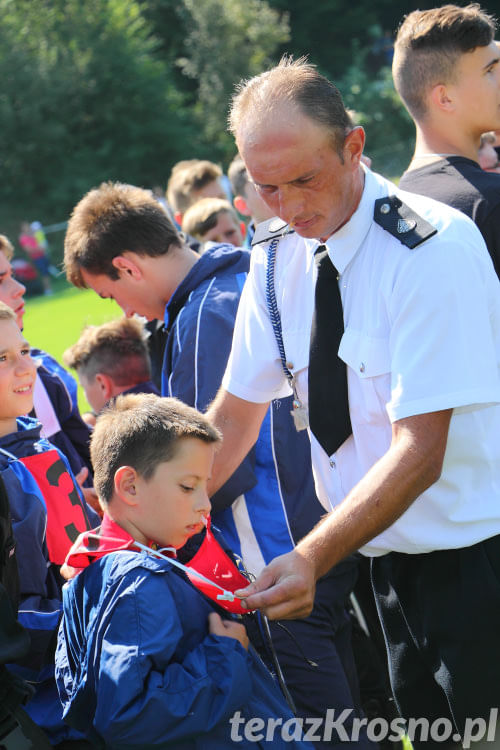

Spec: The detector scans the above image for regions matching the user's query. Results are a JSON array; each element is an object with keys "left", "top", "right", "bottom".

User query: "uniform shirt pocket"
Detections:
[{"left": 339, "top": 328, "right": 392, "bottom": 425}]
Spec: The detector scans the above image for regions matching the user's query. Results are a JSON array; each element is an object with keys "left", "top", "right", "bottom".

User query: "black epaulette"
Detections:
[
  {"left": 251, "top": 217, "right": 295, "bottom": 247},
  {"left": 374, "top": 195, "right": 437, "bottom": 249}
]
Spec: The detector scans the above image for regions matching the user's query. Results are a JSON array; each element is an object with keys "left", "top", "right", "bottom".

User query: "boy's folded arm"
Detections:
[{"left": 96, "top": 631, "right": 253, "bottom": 745}]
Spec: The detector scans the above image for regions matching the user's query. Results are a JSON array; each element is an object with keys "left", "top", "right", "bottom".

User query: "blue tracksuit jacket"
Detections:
[
  {"left": 56, "top": 549, "right": 312, "bottom": 748},
  {"left": 0, "top": 416, "right": 99, "bottom": 743}
]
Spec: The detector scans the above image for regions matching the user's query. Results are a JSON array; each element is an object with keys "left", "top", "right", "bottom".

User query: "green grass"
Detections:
[{"left": 22, "top": 280, "right": 121, "bottom": 412}]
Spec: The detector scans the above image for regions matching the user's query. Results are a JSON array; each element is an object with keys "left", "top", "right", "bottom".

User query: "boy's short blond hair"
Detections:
[
  {"left": 0, "top": 301, "right": 16, "bottom": 322},
  {"left": 181, "top": 198, "right": 239, "bottom": 240},
  {"left": 167, "top": 160, "right": 223, "bottom": 214},
  {"left": 0, "top": 235, "right": 14, "bottom": 261},
  {"left": 91, "top": 393, "right": 221, "bottom": 505},
  {"left": 63, "top": 317, "right": 151, "bottom": 386}
]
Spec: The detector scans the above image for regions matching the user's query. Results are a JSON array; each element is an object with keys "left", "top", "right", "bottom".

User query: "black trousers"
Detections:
[
  {"left": 371, "top": 535, "right": 500, "bottom": 748},
  {"left": 268, "top": 557, "right": 376, "bottom": 748}
]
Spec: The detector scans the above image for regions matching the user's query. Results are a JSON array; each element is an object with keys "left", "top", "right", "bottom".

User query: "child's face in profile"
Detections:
[
  {"left": 0, "top": 318, "right": 36, "bottom": 436},
  {"left": 78, "top": 370, "right": 107, "bottom": 415},
  {"left": 201, "top": 213, "right": 244, "bottom": 246},
  {"left": 132, "top": 437, "right": 214, "bottom": 549},
  {"left": 0, "top": 252, "right": 27, "bottom": 328}
]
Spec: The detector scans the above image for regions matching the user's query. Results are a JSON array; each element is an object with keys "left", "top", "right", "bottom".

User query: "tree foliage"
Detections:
[
  {"left": 176, "top": 0, "right": 289, "bottom": 157},
  {"left": 0, "top": 0, "right": 194, "bottom": 237}
]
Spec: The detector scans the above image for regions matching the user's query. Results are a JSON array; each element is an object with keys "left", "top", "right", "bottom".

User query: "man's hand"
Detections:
[
  {"left": 208, "top": 612, "right": 249, "bottom": 650},
  {"left": 235, "top": 550, "right": 316, "bottom": 620}
]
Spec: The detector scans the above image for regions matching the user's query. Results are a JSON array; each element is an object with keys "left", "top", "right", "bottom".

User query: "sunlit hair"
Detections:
[
  {"left": 166, "top": 160, "right": 223, "bottom": 214},
  {"left": 63, "top": 316, "right": 151, "bottom": 386},
  {"left": 393, "top": 3, "right": 496, "bottom": 121},
  {"left": 64, "top": 181, "right": 182, "bottom": 288},
  {"left": 229, "top": 55, "right": 353, "bottom": 155},
  {"left": 181, "top": 198, "right": 239, "bottom": 240},
  {"left": 0, "top": 235, "right": 14, "bottom": 261},
  {"left": 0, "top": 301, "right": 16, "bottom": 322},
  {"left": 91, "top": 393, "right": 221, "bottom": 506}
]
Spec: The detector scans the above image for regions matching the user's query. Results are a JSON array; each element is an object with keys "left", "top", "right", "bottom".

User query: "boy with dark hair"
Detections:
[
  {"left": 0, "top": 302, "right": 99, "bottom": 745},
  {"left": 63, "top": 316, "right": 158, "bottom": 420},
  {"left": 181, "top": 197, "right": 245, "bottom": 247},
  {"left": 56, "top": 393, "right": 311, "bottom": 748},
  {"left": 393, "top": 3, "right": 500, "bottom": 277}
]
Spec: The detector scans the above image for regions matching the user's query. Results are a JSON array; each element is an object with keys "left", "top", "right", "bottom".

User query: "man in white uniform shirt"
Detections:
[{"left": 207, "top": 57, "right": 500, "bottom": 747}]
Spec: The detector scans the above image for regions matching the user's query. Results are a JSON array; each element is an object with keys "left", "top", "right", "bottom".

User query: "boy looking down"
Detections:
[{"left": 56, "top": 393, "right": 311, "bottom": 749}]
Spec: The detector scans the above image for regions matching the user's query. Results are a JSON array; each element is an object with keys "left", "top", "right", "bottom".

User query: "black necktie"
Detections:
[{"left": 308, "top": 245, "right": 352, "bottom": 455}]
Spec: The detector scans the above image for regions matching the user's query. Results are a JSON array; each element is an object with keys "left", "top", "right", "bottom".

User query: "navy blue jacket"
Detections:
[
  {"left": 0, "top": 417, "right": 99, "bottom": 743},
  {"left": 56, "top": 549, "right": 312, "bottom": 748}
]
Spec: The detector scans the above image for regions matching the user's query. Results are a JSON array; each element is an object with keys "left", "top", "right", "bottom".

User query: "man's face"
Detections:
[
  {"left": 0, "top": 319, "right": 36, "bottom": 436},
  {"left": 201, "top": 213, "right": 244, "bottom": 246},
  {"left": 238, "top": 106, "right": 364, "bottom": 241},
  {"left": 0, "top": 252, "right": 26, "bottom": 328},
  {"left": 450, "top": 42, "right": 500, "bottom": 134},
  {"left": 80, "top": 266, "right": 165, "bottom": 322}
]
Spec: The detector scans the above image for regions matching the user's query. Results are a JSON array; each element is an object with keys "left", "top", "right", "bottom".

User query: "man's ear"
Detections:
[
  {"left": 111, "top": 254, "right": 143, "bottom": 280},
  {"left": 94, "top": 372, "right": 114, "bottom": 401},
  {"left": 429, "top": 83, "right": 454, "bottom": 113},
  {"left": 114, "top": 466, "right": 139, "bottom": 506},
  {"left": 233, "top": 195, "right": 251, "bottom": 217},
  {"left": 343, "top": 126, "right": 366, "bottom": 169}
]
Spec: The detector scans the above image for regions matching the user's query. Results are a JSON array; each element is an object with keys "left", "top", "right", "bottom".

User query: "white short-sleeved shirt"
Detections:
[{"left": 223, "top": 167, "right": 500, "bottom": 555}]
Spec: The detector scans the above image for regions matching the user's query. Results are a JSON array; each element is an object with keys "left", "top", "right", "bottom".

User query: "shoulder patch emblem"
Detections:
[
  {"left": 251, "top": 216, "right": 294, "bottom": 247},
  {"left": 374, "top": 196, "right": 437, "bottom": 249}
]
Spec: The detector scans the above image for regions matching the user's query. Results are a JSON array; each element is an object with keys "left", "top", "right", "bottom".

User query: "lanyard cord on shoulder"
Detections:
[
  {"left": 265, "top": 237, "right": 294, "bottom": 389},
  {"left": 265, "top": 237, "right": 308, "bottom": 431}
]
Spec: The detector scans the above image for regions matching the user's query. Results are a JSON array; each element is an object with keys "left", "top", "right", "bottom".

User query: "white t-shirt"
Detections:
[{"left": 222, "top": 167, "right": 500, "bottom": 555}]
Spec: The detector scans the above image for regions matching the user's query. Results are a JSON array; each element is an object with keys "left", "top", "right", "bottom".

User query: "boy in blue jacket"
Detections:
[
  {"left": 0, "top": 302, "right": 100, "bottom": 745},
  {"left": 56, "top": 393, "right": 311, "bottom": 748}
]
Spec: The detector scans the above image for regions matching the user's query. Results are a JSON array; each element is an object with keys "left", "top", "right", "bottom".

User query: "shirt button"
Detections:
[
  {"left": 286, "top": 361, "right": 294, "bottom": 370},
  {"left": 329, "top": 459, "right": 336, "bottom": 468},
  {"left": 359, "top": 362, "right": 365, "bottom": 373},
  {"left": 380, "top": 203, "right": 391, "bottom": 214}
]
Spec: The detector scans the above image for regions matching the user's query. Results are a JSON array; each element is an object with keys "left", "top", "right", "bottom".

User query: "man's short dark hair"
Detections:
[
  {"left": 63, "top": 317, "right": 151, "bottom": 386},
  {"left": 229, "top": 56, "right": 353, "bottom": 154},
  {"left": 91, "top": 393, "right": 221, "bottom": 505},
  {"left": 64, "top": 182, "right": 182, "bottom": 288},
  {"left": 393, "top": 3, "right": 497, "bottom": 121}
]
